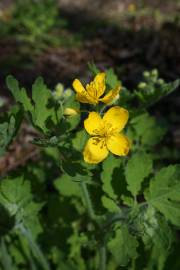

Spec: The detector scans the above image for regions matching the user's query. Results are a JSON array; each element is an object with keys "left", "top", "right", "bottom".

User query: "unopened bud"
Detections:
[
  {"left": 64, "top": 107, "right": 79, "bottom": 117},
  {"left": 54, "top": 83, "right": 64, "bottom": 98},
  {"left": 157, "top": 79, "right": 164, "bottom": 85},
  {"left": 64, "top": 88, "right": 73, "bottom": 99},
  {"left": 138, "top": 82, "right": 147, "bottom": 89},
  {"left": 151, "top": 69, "right": 158, "bottom": 77},
  {"left": 143, "top": 71, "right": 150, "bottom": 78}
]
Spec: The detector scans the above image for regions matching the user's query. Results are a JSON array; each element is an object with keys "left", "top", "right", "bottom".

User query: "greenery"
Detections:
[
  {"left": 0, "top": 0, "right": 81, "bottom": 55},
  {"left": 0, "top": 66, "right": 179, "bottom": 269}
]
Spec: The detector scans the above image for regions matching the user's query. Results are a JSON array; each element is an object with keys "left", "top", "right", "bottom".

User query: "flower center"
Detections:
[
  {"left": 92, "top": 122, "right": 118, "bottom": 146},
  {"left": 86, "top": 82, "right": 102, "bottom": 100},
  {"left": 91, "top": 137, "right": 106, "bottom": 149}
]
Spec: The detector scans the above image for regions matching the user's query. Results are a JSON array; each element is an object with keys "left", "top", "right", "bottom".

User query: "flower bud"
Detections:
[
  {"left": 54, "top": 83, "right": 64, "bottom": 99},
  {"left": 157, "top": 79, "right": 164, "bottom": 85},
  {"left": 64, "top": 107, "right": 79, "bottom": 117},
  {"left": 143, "top": 71, "right": 150, "bottom": 78},
  {"left": 138, "top": 82, "right": 147, "bottom": 89},
  {"left": 64, "top": 89, "right": 73, "bottom": 99},
  {"left": 151, "top": 69, "right": 158, "bottom": 77}
]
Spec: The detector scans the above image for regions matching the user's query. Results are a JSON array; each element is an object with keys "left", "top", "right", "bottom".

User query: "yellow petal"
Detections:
[
  {"left": 103, "top": 106, "right": 129, "bottom": 132},
  {"left": 76, "top": 93, "right": 96, "bottom": 104},
  {"left": 83, "top": 137, "right": 109, "bottom": 164},
  {"left": 100, "top": 85, "right": 121, "bottom": 104},
  {"left": 86, "top": 72, "right": 106, "bottom": 99},
  {"left": 93, "top": 72, "right": 106, "bottom": 97},
  {"left": 106, "top": 133, "right": 130, "bottom": 156},
  {"left": 73, "top": 79, "right": 98, "bottom": 104},
  {"left": 72, "top": 79, "right": 86, "bottom": 94},
  {"left": 84, "top": 112, "right": 103, "bottom": 135}
]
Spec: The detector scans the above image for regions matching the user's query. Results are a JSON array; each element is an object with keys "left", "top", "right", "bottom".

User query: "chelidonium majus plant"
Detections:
[{"left": 0, "top": 67, "right": 180, "bottom": 270}]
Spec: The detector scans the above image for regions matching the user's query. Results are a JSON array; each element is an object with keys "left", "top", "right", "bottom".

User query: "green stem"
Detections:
[
  {"left": 18, "top": 233, "right": 37, "bottom": 270},
  {"left": 80, "top": 181, "right": 107, "bottom": 269},
  {"left": 59, "top": 101, "right": 64, "bottom": 118},
  {"left": 0, "top": 238, "right": 13, "bottom": 270},
  {"left": 18, "top": 224, "right": 50, "bottom": 270},
  {"left": 99, "top": 105, "right": 108, "bottom": 115},
  {"left": 99, "top": 245, "right": 106, "bottom": 270},
  {"left": 131, "top": 258, "right": 136, "bottom": 270},
  {"left": 80, "top": 181, "right": 96, "bottom": 220}
]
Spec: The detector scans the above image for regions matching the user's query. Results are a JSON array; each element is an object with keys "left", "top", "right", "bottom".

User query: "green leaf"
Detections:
[
  {"left": 67, "top": 225, "right": 87, "bottom": 269},
  {"left": 0, "top": 177, "right": 31, "bottom": 215},
  {"left": 141, "top": 207, "right": 174, "bottom": 270},
  {"left": 106, "top": 68, "right": 120, "bottom": 89},
  {"left": 128, "top": 113, "right": 166, "bottom": 148},
  {"left": 145, "top": 165, "right": 180, "bottom": 226},
  {"left": 54, "top": 174, "right": 83, "bottom": 197},
  {"left": 0, "top": 108, "right": 23, "bottom": 156},
  {"left": 72, "top": 130, "right": 88, "bottom": 151},
  {"left": 6, "top": 76, "right": 59, "bottom": 132},
  {"left": 101, "top": 155, "right": 122, "bottom": 199},
  {"left": 88, "top": 62, "right": 100, "bottom": 75},
  {"left": 108, "top": 226, "right": 138, "bottom": 266},
  {"left": 0, "top": 176, "right": 42, "bottom": 237},
  {"left": 6, "top": 75, "right": 33, "bottom": 113},
  {"left": 101, "top": 196, "right": 120, "bottom": 213},
  {"left": 125, "top": 152, "right": 153, "bottom": 196},
  {"left": 22, "top": 201, "right": 43, "bottom": 236},
  {"left": 32, "top": 77, "right": 56, "bottom": 131}
]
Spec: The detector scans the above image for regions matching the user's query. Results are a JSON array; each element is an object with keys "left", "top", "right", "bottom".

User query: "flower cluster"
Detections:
[{"left": 72, "top": 72, "right": 130, "bottom": 164}]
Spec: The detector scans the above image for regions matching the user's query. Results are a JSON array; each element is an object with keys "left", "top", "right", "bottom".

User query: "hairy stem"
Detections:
[
  {"left": 80, "top": 181, "right": 96, "bottom": 220},
  {"left": 0, "top": 238, "right": 13, "bottom": 270},
  {"left": 99, "top": 245, "right": 106, "bottom": 270},
  {"left": 18, "top": 224, "right": 50, "bottom": 270}
]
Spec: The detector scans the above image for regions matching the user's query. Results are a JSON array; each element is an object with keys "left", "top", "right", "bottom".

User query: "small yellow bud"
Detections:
[{"left": 64, "top": 107, "right": 79, "bottom": 117}]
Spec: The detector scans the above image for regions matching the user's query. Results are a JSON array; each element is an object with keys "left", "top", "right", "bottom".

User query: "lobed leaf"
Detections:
[
  {"left": 125, "top": 152, "right": 153, "bottom": 196},
  {"left": 54, "top": 174, "right": 83, "bottom": 197},
  {"left": 32, "top": 77, "right": 56, "bottom": 132},
  {"left": 6, "top": 75, "right": 33, "bottom": 113},
  {"left": 107, "top": 225, "right": 138, "bottom": 266},
  {"left": 145, "top": 165, "right": 180, "bottom": 226}
]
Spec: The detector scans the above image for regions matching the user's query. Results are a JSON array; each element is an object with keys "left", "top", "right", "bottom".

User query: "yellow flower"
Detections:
[
  {"left": 72, "top": 72, "right": 120, "bottom": 105},
  {"left": 83, "top": 106, "right": 130, "bottom": 164}
]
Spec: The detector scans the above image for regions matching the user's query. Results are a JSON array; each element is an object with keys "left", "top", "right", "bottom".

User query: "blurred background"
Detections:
[
  {"left": 0, "top": 0, "right": 180, "bottom": 89},
  {"left": 0, "top": 0, "right": 180, "bottom": 173}
]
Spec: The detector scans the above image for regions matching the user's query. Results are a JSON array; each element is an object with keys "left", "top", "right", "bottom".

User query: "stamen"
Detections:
[{"left": 92, "top": 137, "right": 106, "bottom": 149}]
